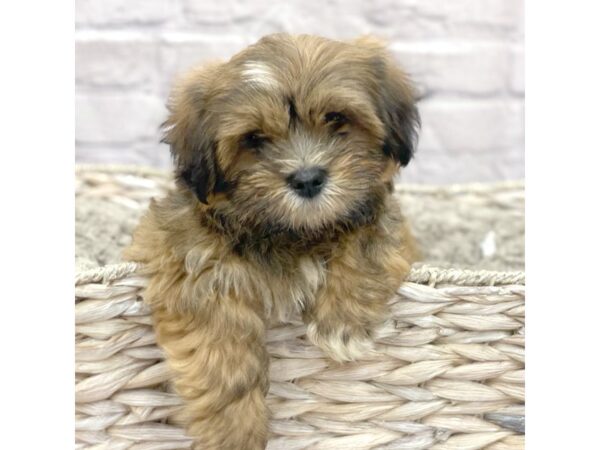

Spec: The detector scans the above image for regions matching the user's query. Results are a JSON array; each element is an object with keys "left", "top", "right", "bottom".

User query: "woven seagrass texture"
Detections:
[{"left": 75, "top": 166, "right": 525, "bottom": 450}]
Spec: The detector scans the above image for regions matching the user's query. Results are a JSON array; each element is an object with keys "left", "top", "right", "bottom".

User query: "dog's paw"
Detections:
[{"left": 306, "top": 322, "right": 375, "bottom": 362}]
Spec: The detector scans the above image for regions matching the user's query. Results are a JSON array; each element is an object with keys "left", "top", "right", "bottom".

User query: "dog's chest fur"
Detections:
[
  {"left": 127, "top": 187, "right": 412, "bottom": 326},
  {"left": 190, "top": 235, "right": 330, "bottom": 323},
  {"left": 128, "top": 188, "right": 338, "bottom": 321},
  {"left": 254, "top": 252, "right": 326, "bottom": 323}
]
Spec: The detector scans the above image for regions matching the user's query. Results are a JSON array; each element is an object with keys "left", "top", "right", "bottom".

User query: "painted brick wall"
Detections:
[{"left": 75, "top": 0, "right": 524, "bottom": 183}]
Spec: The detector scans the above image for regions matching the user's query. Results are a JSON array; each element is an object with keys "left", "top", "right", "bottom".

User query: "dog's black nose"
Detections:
[{"left": 287, "top": 167, "right": 327, "bottom": 198}]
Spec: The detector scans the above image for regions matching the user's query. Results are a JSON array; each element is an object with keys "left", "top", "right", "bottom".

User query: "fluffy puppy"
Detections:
[{"left": 125, "top": 33, "right": 420, "bottom": 449}]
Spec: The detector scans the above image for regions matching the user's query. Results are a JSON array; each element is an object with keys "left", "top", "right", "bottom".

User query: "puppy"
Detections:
[{"left": 124, "top": 33, "right": 420, "bottom": 450}]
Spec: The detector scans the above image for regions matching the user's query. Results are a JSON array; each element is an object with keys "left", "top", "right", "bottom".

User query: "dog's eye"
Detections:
[
  {"left": 324, "top": 112, "right": 349, "bottom": 129},
  {"left": 241, "top": 132, "right": 267, "bottom": 150}
]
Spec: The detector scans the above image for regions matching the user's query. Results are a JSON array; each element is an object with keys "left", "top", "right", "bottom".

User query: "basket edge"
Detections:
[{"left": 75, "top": 262, "right": 525, "bottom": 287}]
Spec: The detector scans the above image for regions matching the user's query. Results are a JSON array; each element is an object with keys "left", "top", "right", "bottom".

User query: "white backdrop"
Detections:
[{"left": 75, "top": 0, "right": 524, "bottom": 183}]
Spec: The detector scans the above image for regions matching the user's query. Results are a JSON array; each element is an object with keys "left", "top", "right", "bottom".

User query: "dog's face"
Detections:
[{"left": 163, "top": 34, "right": 419, "bottom": 234}]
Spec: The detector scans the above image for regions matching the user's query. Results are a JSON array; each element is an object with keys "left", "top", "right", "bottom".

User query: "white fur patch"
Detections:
[
  {"left": 241, "top": 61, "right": 279, "bottom": 89},
  {"left": 307, "top": 323, "right": 375, "bottom": 362},
  {"left": 298, "top": 256, "right": 325, "bottom": 295}
]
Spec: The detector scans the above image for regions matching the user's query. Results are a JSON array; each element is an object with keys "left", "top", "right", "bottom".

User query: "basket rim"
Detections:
[{"left": 75, "top": 262, "right": 525, "bottom": 288}]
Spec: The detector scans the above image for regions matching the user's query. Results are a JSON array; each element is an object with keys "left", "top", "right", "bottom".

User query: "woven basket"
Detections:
[{"left": 75, "top": 166, "right": 525, "bottom": 450}]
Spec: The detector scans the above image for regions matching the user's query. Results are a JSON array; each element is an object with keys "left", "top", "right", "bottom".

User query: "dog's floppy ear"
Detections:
[
  {"left": 378, "top": 65, "right": 420, "bottom": 167},
  {"left": 161, "top": 67, "right": 226, "bottom": 204},
  {"left": 356, "top": 37, "right": 420, "bottom": 167}
]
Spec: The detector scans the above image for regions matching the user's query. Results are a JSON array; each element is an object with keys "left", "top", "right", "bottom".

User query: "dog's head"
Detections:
[{"left": 163, "top": 34, "right": 419, "bottom": 234}]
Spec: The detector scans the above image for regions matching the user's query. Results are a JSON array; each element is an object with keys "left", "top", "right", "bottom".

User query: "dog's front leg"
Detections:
[
  {"left": 151, "top": 293, "right": 270, "bottom": 450},
  {"left": 304, "top": 220, "right": 416, "bottom": 362}
]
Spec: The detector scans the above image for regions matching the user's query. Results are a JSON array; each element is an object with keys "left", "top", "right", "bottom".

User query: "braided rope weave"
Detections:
[{"left": 75, "top": 166, "right": 525, "bottom": 449}]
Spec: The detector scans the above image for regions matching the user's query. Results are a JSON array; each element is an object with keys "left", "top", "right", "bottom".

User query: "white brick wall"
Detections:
[{"left": 75, "top": 0, "right": 524, "bottom": 183}]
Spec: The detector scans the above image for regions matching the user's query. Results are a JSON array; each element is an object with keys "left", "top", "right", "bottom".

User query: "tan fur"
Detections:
[{"left": 124, "top": 33, "right": 420, "bottom": 449}]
